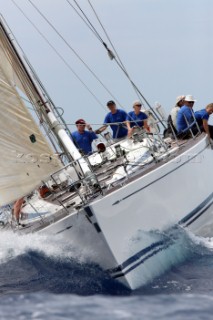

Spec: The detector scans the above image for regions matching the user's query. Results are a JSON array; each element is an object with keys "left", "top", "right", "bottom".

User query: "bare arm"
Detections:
[
  {"left": 95, "top": 125, "right": 108, "bottom": 134},
  {"left": 126, "top": 120, "right": 134, "bottom": 138},
  {"left": 126, "top": 120, "right": 131, "bottom": 131},
  {"left": 202, "top": 119, "right": 210, "bottom": 138},
  {"left": 13, "top": 197, "right": 24, "bottom": 223},
  {"left": 85, "top": 123, "right": 93, "bottom": 131},
  {"left": 143, "top": 119, "right": 150, "bottom": 132}
]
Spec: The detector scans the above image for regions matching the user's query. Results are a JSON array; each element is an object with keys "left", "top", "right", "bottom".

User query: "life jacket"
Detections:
[{"left": 39, "top": 185, "right": 51, "bottom": 198}]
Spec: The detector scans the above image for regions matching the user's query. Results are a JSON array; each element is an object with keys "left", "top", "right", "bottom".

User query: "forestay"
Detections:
[{"left": 0, "top": 23, "right": 62, "bottom": 206}]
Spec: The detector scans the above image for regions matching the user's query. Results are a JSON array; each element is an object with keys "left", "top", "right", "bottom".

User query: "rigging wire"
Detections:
[
  {"left": 87, "top": 0, "right": 127, "bottom": 73},
  {"left": 10, "top": 0, "right": 140, "bottom": 146},
  {"left": 67, "top": 0, "right": 140, "bottom": 96},
  {"left": 66, "top": 0, "right": 130, "bottom": 88},
  {"left": 26, "top": 0, "right": 124, "bottom": 109},
  {"left": 21, "top": 94, "right": 64, "bottom": 117},
  {"left": 69, "top": 0, "right": 165, "bottom": 127},
  {"left": 65, "top": 0, "right": 104, "bottom": 44},
  {"left": 12, "top": 0, "right": 164, "bottom": 128},
  {"left": 64, "top": 0, "right": 145, "bottom": 125},
  {"left": 86, "top": 0, "right": 143, "bottom": 104},
  {"left": 11, "top": 0, "right": 107, "bottom": 112},
  {"left": 66, "top": 0, "right": 126, "bottom": 72}
]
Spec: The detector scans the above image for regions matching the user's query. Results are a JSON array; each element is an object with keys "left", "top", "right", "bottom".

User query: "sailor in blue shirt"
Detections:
[
  {"left": 176, "top": 95, "right": 196, "bottom": 133},
  {"left": 95, "top": 100, "right": 128, "bottom": 139},
  {"left": 194, "top": 108, "right": 210, "bottom": 124},
  {"left": 195, "top": 103, "right": 213, "bottom": 139},
  {"left": 126, "top": 100, "right": 149, "bottom": 137},
  {"left": 72, "top": 119, "right": 97, "bottom": 155}
]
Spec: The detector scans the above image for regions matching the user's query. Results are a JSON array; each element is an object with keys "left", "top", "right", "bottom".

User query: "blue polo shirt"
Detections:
[
  {"left": 104, "top": 109, "right": 128, "bottom": 138},
  {"left": 195, "top": 109, "right": 209, "bottom": 123},
  {"left": 176, "top": 105, "right": 195, "bottom": 132},
  {"left": 126, "top": 111, "right": 148, "bottom": 128},
  {"left": 72, "top": 130, "right": 97, "bottom": 155}
]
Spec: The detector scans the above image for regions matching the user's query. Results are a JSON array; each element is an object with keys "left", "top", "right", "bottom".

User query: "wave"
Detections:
[
  {"left": 0, "top": 230, "right": 128, "bottom": 295},
  {"left": 0, "top": 226, "right": 212, "bottom": 296},
  {"left": 136, "top": 228, "right": 213, "bottom": 295}
]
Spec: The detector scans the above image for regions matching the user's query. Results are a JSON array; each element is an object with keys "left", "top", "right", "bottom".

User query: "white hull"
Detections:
[
  {"left": 1, "top": 16, "right": 212, "bottom": 291},
  {"left": 34, "top": 135, "right": 213, "bottom": 290}
]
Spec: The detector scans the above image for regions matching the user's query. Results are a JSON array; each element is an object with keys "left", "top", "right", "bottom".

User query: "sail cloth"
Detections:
[{"left": 0, "top": 23, "right": 62, "bottom": 206}]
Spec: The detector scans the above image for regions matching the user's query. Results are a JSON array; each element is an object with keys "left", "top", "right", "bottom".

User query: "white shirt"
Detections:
[{"left": 170, "top": 105, "right": 180, "bottom": 129}]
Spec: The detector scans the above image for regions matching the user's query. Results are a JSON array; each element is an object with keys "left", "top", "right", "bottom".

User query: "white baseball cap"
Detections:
[{"left": 184, "top": 95, "right": 196, "bottom": 102}]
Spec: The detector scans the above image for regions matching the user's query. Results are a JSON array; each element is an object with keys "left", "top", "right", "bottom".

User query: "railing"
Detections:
[{"left": 11, "top": 117, "right": 205, "bottom": 229}]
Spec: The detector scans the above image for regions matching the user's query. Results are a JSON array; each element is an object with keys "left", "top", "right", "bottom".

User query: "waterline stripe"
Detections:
[
  {"left": 110, "top": 192, "right": 213, "bottom": 279},
  {"left": 109, "top": 238, "right": 172, "bottom": 274},
  {"left": 112, "top": 242, "right": 171, "bottom": 279},
  {"left": 179, "top": 192, "right": 213, "bottom": 226}
]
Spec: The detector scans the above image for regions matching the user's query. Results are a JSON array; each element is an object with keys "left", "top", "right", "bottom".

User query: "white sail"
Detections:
[{"left": 0, "top": 27, "right": 62, "bottom": 206}]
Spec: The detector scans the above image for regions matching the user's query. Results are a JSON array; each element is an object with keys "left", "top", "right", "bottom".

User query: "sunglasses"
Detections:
[{"left": 134, "top": 104, "right": 142, "bottom": 107}]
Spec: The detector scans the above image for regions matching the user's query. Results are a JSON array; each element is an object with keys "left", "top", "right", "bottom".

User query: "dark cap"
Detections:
[
  {"left": 75, "top": 118, "right": 86, "bottom": 125},
  {"left": 106, "top": 100, "right": 115, "bottom": 106}
]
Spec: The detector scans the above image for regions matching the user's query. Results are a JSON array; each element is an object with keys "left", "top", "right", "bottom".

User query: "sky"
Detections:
[{"left": 0, "top": 0, "right": 213, "bottom": 131}]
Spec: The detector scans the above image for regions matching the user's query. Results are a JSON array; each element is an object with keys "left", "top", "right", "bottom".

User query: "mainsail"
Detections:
[{"left": 0, "top": 20, "right": 62, "bottom": 206}]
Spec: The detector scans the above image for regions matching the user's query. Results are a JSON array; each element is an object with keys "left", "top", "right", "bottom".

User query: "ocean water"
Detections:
[{"left": 0, "top": 229, "right": 213, "bottom": 319}]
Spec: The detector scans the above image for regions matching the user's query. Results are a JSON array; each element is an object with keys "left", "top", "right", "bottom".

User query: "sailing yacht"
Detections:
[{"left": 0, "top": 15, "right": 213, "bottom": 291}]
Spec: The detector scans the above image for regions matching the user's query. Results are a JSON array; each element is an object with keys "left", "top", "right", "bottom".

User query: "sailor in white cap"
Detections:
[
  {"left": 176, "top": 94, "right": 197, "bottom": 134},
  {"left": 170, "top": 95, "right": 185, "bottom": 130}
]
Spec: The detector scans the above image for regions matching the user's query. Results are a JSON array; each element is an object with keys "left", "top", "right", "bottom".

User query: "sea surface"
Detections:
[{"left": 0, "top": 227, "right": 213, "bottom": 320}]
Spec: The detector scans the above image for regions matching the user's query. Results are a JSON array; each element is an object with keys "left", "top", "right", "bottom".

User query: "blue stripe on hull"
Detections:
[
  {"left": 112, "top": 241, "right": 172, "bottom": 279},
  {"left": 110, "top": 192, "right": 213, "bottom": 279},
  {"left": 179, "top": 192, "right": 213, "bottom": 227}
]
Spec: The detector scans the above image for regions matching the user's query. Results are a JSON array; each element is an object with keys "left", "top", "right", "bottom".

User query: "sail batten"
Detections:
[{"left": 0, "top": 21, "right": 63, "bottom": 205}]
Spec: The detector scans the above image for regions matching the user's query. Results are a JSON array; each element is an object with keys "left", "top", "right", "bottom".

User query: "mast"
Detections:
[{"left": 0, "top": 17, "right": 92, "bottom": 178}]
